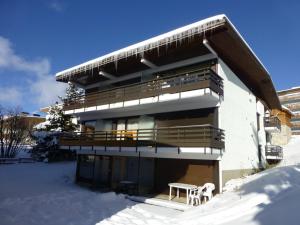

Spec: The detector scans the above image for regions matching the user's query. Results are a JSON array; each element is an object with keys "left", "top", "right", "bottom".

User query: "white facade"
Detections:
[
  {"left": 75, "top": 58, "right": 268, "bottom": 175},
  {"left": 218, "top": 60, "right": 266, "bottom": 174}
]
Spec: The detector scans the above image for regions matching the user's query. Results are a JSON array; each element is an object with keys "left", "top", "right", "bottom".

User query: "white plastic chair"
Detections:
[
  {"left": 189, "top": 186, "right": 204, "bottom": 206},
  {"left": 202, "top": 183, "right": 215, "bottom": 202}
]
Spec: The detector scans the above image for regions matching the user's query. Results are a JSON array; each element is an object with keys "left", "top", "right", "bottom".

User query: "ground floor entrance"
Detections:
[{"left": 76, "top": 154, "right": 220, "bottom": 194}]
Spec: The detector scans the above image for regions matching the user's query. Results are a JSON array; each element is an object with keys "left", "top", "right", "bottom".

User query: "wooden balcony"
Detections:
[
  {"left": 60, "top": 125, "right": 225, "bottom": 151},
  {"left": 63, "top": 68, "right": 223, "bottom": 112},
  {"left": 287, "top": 104, "right": 300, "bottom": 110},
  {"left": 291, "top": 124, "right": 300, "bottom": 135},
  {"left": 265, "top": 145, "right": 283, "bottom": 160},
  {"left": 264, "top": 116, "right": 281, "bottom": 133}
]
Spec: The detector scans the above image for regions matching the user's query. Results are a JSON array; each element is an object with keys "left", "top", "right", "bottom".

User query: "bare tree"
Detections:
[
  {"left": 0, "top": 105, "right": 4, "bottom": 157},
  {"left": 0, "top": 106, "right": 30, "bottom": 158}
]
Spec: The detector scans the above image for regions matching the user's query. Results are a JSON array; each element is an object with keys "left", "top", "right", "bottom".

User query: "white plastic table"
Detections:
[{"left": 168, "top": 183, "right": 197, "bottom": 204}]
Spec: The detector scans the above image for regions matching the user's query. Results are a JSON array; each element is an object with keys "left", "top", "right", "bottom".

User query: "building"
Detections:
[
  {"left": 2, "top": 112, "right": 45, "bottom": 145},
  {"left": 269, "top": 107, "right": 293, "bottom": 145},
  {"left": 278, "top": 87, "right": 300, "bottom": 135},
  {"left": 55, "top": 15, "right": 281, "bottom": 194},
  {"left": 19, "top": 112, "right": 46, "bottom": 131}
]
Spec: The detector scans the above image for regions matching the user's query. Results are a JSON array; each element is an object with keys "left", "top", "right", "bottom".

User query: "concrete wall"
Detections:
[{"left": 218, "top": 59, "right": 262, "bottom": 180}]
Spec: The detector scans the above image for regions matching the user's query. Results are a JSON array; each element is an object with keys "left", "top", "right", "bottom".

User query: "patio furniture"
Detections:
[
  {"left": 188, "top": 186, "right": 205, "bottom": 205},
  {"left": 168, "top": 183, "right": 197, "bottom": 205},
  {"left": 202, "top": 183, "right": 215, "bottom": 202}
]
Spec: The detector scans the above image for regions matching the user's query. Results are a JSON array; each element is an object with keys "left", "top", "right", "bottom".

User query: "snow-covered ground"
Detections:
[
  {"left": 0, "top": 162, "right": 177, "bottom": 225},
  {"left": 1, "top": 136, "right": 300, "bottom": 225}
]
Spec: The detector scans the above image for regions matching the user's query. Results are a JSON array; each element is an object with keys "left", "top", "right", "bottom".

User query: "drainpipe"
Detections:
[{"left": 203, "top": 39, "right": 223, "bottom": 186}]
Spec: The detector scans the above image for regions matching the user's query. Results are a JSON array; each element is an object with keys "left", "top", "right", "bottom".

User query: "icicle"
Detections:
[
  {"left": 114, "top": 55, "right": 118, "bottom": 71},
  {"left": 140, "top": 50, "right": 144, "bottom": 59}
]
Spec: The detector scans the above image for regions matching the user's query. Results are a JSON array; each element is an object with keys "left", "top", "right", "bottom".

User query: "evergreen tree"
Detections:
[
  {"left": 35, "top": 83, "right": 83, "bottom": 132},
  {"left": 46, "top": 82, "right": 83, "bottom": 132},
  {"left": 59, "top": 82, "right": 84, "bottom": 105},
  {"left": 46, "top": 102, "right": 78, "bottom": 132}
]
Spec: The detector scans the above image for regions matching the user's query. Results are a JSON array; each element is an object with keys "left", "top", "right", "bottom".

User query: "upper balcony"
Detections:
[
  {"left": 264, "top": 116, "right": 281, "bottom": 133},
  {"left": 63, "top": 68, "right": 223, "bottom": 119},
  {"left": 283, "top": 103, "right": 300, "bottom": 113}
]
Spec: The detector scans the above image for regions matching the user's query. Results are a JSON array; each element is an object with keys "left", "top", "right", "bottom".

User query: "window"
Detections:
[
  {"left": 82, "top": 120, "right": 96, "bottom": 133},
  {"left": 257, "top": 113, "right": 260, "bottom": 131}
]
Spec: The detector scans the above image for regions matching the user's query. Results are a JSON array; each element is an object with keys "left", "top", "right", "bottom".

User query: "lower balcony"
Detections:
[
  {"left": 264, "top": 117, "right": 281, "bottom": 133},
  {"left": 60, "top": 125, "right": 225, "bottom": 159},
  {"left": 265, "top": 145, "right": 283, "bottom": 160}
]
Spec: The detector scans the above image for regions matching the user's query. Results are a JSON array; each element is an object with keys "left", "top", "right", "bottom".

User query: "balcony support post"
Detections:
[{"left": 136, "top": 130, "right": 139, "bottom": 153}]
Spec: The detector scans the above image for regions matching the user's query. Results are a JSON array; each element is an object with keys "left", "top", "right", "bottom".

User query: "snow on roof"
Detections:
[
  {"left": 278, "top": 86, "right": 300, "bottom": 93},
  {"left": 56, "top": 14, "right": 270, "bottom": 80},
  {"left": 56, "top": 14, "right": 226, "bottom": 78},
  {"left": 282, "top": 105, "right": 295, "bottom": 115},
  {"left": 33, "top": 120, "right": 50, "bottom": 130}
]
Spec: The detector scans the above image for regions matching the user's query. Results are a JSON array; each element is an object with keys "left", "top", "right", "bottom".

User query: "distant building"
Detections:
[
  {"left": 20, "top": 113, "right": 46, "bottom": 129},
  {"left": 3, "top": 113, "right": 46, "bottom": 145},
  {"left": 269, "top": 107, "right": 293, "bottom": 145},
  {"left": 278, "top": 87, "right": 300, "bottom": 135}
]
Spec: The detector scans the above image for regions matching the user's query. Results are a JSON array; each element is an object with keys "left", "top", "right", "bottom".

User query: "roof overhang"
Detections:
[{"left": 55, "top": 14, "right": 280, "bottom": 109}]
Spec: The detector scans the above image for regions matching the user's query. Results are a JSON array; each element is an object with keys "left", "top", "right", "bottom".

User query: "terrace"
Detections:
[
  {"left": 264, "top": 116, "right": 281, "bottom": 133},
  {"left": 265, "top": 145, "right": 283, "bottom": 160},
  {"left": 63, "top": 68, "right": 223, "bottom": 116},
  {"left": 59, "top": 125, "right": 225, "bottom": 157}
]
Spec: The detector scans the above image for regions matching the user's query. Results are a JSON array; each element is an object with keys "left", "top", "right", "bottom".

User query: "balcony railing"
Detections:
[
  {"left": 283, "top": 103, "right": 300, "bottom": 111},
  {"left": 265, "top": 145, "right": 283, "bottom": 159},
  {"left": 264, "top": 117, "right": 281, "bottom": 131},
  {"left": 60, "top": 125, "right": 225, "bottom": 150},
  {"left": 63, "top": 68, "right": 223, "bottom": 111}
]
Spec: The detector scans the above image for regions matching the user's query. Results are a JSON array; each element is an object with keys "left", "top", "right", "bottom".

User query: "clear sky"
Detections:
[{"left": 0, "top": 0, "right": 299, "bottom": 113}]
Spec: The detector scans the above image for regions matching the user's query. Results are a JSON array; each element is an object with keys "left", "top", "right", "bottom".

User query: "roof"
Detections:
[
  {"left": 56, "top": 15, "right": 226, "bottom": 78},
  {"left": 55, "top": 14, "right": 281, "bottom": 109},
  {"left": 278, "top": 87, "right": 300, "bottom": 95},
  {"left": 282, "top": 105, "right": 294, "bottom": 116}
]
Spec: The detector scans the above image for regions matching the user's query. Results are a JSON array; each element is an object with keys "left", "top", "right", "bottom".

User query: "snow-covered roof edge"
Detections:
[
  {"left": 278, "top": 86, "right": 300, "bottom": 94},
  {"left": 56, "top": 14, "right": 226, "bottom": 78},
  {"left": 282, "top": 105, "right": 295, "bottom": 116},
  {"left": 55, "top": 14, "right": 272, "bottom": 83}
]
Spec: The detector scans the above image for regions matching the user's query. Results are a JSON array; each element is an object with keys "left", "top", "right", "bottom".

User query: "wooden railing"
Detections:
[
  {"left": 265, "top": 145, "right": 283, "bottom": 159},
  {"left": 264, "top": 117, "right": 281, "bottom": 131},
  {"left": 60, "top": 125, "right": 225, "bottom": 150},
  {"left": 283, "top": 103, "right": 300, "bottom": 111},
  {"left": 63, "top": 68, "right": 223, "bottom": 111}
]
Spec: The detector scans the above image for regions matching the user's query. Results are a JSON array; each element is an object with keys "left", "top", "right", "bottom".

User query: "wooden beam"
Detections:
[{"left": 99, "top": 71, "right": 116, "bottom": 79}]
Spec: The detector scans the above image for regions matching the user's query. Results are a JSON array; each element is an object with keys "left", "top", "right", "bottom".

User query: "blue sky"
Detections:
[{"left": 0, "top": 0, "right": 299, "bottom": 113}]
